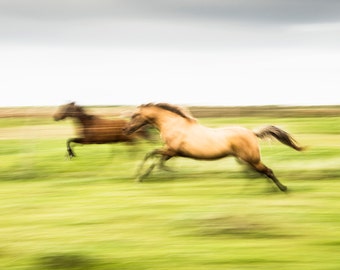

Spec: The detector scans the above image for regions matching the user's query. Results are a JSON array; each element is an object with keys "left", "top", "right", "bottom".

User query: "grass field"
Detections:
[{"left": 0, "top": 107, "right": 339, "bottom": 269}]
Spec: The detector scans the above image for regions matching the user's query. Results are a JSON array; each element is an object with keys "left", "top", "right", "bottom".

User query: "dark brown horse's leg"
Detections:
[
  {"left": 251, "top": 162, "right": 287, "bottom": 192},
  {"left": 66, "top": 138, "right": 84, "bottom": 158}
]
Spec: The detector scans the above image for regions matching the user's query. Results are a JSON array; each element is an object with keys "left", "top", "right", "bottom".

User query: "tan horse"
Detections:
[
  {"left": 53, "top": 102, "right": 149, "bottom": 158},
  {"left": 123, "top": 103, "right": 305, "bottom": 192}
]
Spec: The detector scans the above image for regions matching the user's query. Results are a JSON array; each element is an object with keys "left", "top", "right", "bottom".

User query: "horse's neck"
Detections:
[
  {"left": 74, "top": 113, "right": 94, "bottom": 126},
  {"left": 154, "top": 113, "right": 188, "bottom": 133}
]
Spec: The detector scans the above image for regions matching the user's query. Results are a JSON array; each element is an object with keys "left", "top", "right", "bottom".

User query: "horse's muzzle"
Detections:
[{"left": 53, "top": 114, "right": 60, "bottom": 121}]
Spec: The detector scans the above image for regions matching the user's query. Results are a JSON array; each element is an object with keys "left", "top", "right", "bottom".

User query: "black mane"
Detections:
[
  {"left": 74, "top": 104, "right": 95, "bottom": 120},
  {"left": 143, "top": 103, "right": 194, "bottom": 120}
]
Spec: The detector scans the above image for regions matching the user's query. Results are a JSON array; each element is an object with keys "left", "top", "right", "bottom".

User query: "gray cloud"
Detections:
[
  {"left": 1, "top": 0, "right": 340, "bottom": 23},
  {"left": 1, "top": 0, "right": 340, "bottom": 107},
  {"left": 177, "top": 0, "right": 340, "bottom": 24},
  {"left": 0, "top": 0, "right": 339, "bottom": 49}
]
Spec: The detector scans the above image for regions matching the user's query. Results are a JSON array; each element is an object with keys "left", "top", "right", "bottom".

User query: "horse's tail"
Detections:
[{"left": 254, "top": 125, "right": 305, "bottom": 151}]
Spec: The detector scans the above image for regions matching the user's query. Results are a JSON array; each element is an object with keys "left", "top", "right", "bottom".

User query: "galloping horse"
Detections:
[
  {"left": 53, "top": 102, "right": 149, "bottom": 158},
  {"left": 123, "top": 103, "right": 305, "bottom": 192}
]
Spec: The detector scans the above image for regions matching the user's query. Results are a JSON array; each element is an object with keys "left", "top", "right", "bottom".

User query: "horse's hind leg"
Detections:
[{"left": 250, "top": 162, "right": 287, "bottom": 192}]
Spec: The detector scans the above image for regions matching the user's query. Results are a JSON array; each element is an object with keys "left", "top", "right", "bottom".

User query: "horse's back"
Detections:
[
  {"left": 219, "top": 126, "right": 255, "bottom": 139},
  {"left": 196, "top": 125, "right": 256, "bottom": 143},
  {"left": 220, "top": 126, "right": 261, "bottom": 162},
  {"left": 83, "top": 117, "right": 133, "bottom": 142},
  {"left": 87, "top": 117, "right": 126, "bottom": 132}
]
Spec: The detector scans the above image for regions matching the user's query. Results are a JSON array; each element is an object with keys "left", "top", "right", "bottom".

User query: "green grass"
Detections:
[{"left": 0, "top": 116, "right": 339, "bottom": 269}]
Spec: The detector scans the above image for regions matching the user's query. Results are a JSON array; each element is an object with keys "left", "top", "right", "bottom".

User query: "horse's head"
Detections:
[
  {"left": 123, "top": 105, "right": 153, "bottom": 135},
  {"left": 53, "top": 102, "right": 80, "bottom": 121},
  {"left": 123, "top": 103, "right": 196, "bottom": 135}
]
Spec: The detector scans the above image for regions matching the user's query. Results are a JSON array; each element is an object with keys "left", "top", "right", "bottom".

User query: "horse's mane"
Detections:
[
  {"left": 73, "top": 104, "right": 95, "bottom": 120},
  {"left": 142, "top": 103, "right": 196, "bottom": 122}
]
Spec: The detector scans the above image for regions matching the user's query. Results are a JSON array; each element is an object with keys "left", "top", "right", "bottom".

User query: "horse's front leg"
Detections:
[
  {"left": 66, "top": 138, "right": 84, "bottom": 159},
  {"left": 135, "top": 149, "right": 165, "bottom": 181},
  {"left": 158, "top": 155, "right": 173, "bottom": 171}
]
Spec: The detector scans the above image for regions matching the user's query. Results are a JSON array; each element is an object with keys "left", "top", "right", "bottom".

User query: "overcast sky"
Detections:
[{"left": 1, "top": 0, "right": 340, "bottom": 107}]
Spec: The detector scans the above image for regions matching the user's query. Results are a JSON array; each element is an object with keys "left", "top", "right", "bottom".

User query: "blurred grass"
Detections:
[{"left": 0, "top": 110, "right": 339, "bottom": 269}]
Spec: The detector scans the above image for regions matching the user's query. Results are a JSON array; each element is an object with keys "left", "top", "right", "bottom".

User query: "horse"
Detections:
[
  {"left": 53, "top": 102, "right": 149, "bottom": 158},
  {"left": 123, "top": 102, "right": 305, "bottom": 192}
]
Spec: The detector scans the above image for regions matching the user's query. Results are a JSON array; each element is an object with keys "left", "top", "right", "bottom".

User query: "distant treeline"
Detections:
[
  {"left": 0, "top": 105, "right": 339, "bottom": 118},
  {"left": 189, "top": 105, "right": 340, "bottom": 118}
]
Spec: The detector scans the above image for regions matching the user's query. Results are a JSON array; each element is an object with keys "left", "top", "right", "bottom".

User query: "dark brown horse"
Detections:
[
  {"left": 53, "top": 102, "right": 149, "bottom": 158},
  {"left": 123, "top": 103, "right": 306, "bottom": 192}
]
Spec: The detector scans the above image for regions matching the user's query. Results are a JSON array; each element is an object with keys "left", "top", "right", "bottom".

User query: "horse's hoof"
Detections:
[
  {"left": 280, "top": 186, "right": 288, "bottom": 192},
  {"left": 159, "top": 165, "right": 173, "bottom": 172},
  {"left": 65, "top": 153, "right": 73, "bottom": 160},
  {"left": 136, "top": 177, "right": 143, "bottom": 183},
  {"left": 66, "top": 154, "right": 75, "bottom": 160}
]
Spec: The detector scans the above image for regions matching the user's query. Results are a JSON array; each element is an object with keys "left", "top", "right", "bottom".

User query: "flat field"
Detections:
[{"left": 0, "top": 106, "right": 339, "bottom": 270}]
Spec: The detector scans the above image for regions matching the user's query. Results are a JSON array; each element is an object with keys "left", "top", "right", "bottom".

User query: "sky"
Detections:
[{"left": 1, "top": 0, "right": 340, "bottom": 107}]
